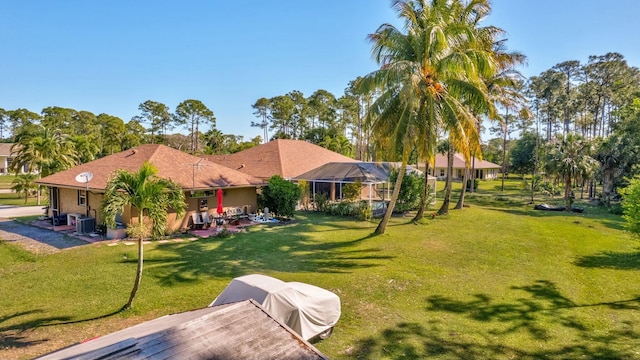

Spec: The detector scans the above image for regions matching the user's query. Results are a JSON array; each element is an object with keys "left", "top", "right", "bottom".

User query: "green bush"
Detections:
[
  {"left": 608, "top": 203, "right": 624, "bottom": 215},
  {"left": 357, "top": 202, "right": 373, "bottom": 221},
  {"left": 313, "top": 193, "right": 329, "bottom": 212},
  {"left": 390, "top": 168, "right": 424, "bottom": 213},
  {"left": 466, "top": 178, "right": 480, "bottom": 191},
  {"left": 258, "top": 175, "right": 301, "bottom": 218},
  {"left": 620, "top": 176, "right": 640, "bottom": 237},
  {"left": 343, "top": 181, "right": 362, "bottom": 201}
]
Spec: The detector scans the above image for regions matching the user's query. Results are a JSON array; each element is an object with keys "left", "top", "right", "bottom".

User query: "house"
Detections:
[
  {"left": 417, "top": 153, "right": 501, "bottom": 181},
  {"left": 292, "top": 162, "right": 436, "bottom": 204},
  {"left": 205, "top": 139, "right": 357, "bottom": 180},
  {"left": 0, "top": 143, "right": 29, "bottom": 175},
  {"left": 36, "top": 299, "right": 329, "bottom": 360},
  {"left": 36, "top": 144, "right": 264, "bottom": 236}
]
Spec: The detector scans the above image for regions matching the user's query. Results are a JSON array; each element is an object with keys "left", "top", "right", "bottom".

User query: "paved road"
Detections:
[{"left": 0, "top": 205, "right": 48, "bottom": 218}]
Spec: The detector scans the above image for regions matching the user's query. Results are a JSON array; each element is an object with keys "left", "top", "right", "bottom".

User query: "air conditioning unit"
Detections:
[{"left": 76, "top": 217, "right": 96, "bottom": 235}]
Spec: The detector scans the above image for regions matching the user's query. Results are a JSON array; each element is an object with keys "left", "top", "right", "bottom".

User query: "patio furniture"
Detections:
[
  {"left": 191, "top": 213, "right": 205, "bottom": 229},
  {"left": 52, "top": 213, "right": 68, "bottom": 226},
  {"left": 201, "top": 211, "right": 212, "bottom": 228}
]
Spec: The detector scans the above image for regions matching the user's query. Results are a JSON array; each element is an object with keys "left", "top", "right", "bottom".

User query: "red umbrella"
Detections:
[{"left": 216, "top": 189, "right": 224, "bottom": 215}]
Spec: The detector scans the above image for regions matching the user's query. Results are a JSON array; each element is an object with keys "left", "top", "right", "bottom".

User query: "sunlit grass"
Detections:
[{"left": 1, "top": 178, "right": 639, "bottom": 359}]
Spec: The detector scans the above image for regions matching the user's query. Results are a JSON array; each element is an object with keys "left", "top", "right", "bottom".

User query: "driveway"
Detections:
[{"left": 0, "top": 219, "right": 88, "bottom": 254}]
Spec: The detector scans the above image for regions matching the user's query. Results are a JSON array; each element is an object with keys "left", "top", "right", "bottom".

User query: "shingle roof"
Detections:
[
  {"left": 37, "top": 144, "right": 264, "bottom": 191},
  {"left": 292, "top": 162, "right": 427, "bottom": 184},
  {"left": 205, "top": 139, "right": 356, "bottom": 180},
  {"left": 0, "top": 143, "right": 18, "bottom": 156},
  {"left": 432, "top": 153, "right": 501, "bottom": 169},
  {"left": 37, "top": 300, "right": 329, "bottom": 360}
]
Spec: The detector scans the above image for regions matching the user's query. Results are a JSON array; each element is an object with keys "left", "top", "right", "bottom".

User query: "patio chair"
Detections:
[
  {"left": 191, "top": 213, "right": 205, "bottom": 230},
  {"left": 201, "top": 211, "right": 212, "bottom": 228}
]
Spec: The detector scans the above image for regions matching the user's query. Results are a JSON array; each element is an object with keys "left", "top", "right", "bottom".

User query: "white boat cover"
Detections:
[{"left": 210, "top": 274, "right": 341, "bottom": 340}]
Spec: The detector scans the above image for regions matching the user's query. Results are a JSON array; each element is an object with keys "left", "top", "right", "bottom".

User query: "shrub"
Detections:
[
  {"left": 608, "top": 204, "right": 624, "bottom": 215},
  {"left": 343, "top": 181, "right": 362, "bottom": 201},
  {"left": 466, "top": 178, "right": 480, "bottom": 191},
  {"left": 313, "top": 193, "right": 329, "bottom": 212},
  {"left": 620, "top": 176, "right": 640, "bottom": 237},
  {"left": 298, "top": 180, "right": 311, "bottom": 210},
  {"left": 357, "top": 202, "right": 373, "bottom": 221},
  {"left": 258, "top": 175, "right": 301, "bottom": 218},
  {"left": 390, "top": 168, "right": 424, "bottom": 213}
]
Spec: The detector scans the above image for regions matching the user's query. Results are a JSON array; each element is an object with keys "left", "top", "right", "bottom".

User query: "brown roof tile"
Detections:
[
  {"left": 37, "top": 144, "right": 264, "bottom": 191},
  {"left": 432, "top": 153, "right": 501, "bottom": 169},
  {"left": 0, "top": 143, "right": 18, "bottom": 156},
  {"left": 206, "top": 139, "right": 356, "bottom": 180}
]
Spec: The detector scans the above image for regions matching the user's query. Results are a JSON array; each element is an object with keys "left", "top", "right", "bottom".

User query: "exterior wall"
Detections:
[
  {"left": 172, "top": 187, "right": 257, "bottom": 232},
  {"left": 0, "top": 156, "right": 29, "bottom": 175},
  {"left": 52, "top": 185, "right": 258, "bottom": 234},
  {"left": 57, "top": 187, "right": 92, "bottom": 218},
  {"left": 431, "top": 167, "right": 499, "bottom": 181}
]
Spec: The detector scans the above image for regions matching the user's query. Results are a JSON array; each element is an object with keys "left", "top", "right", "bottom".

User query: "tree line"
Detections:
[
  {"left": 6, "top": 0, "right": 640, "bottom": 235},
  {"left": 249, "top": 0, "right": 637, "bottom": 234}
]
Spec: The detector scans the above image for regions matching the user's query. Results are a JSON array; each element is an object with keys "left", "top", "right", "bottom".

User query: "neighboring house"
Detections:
[
  {"left": 205, "top": 139, "right": 357, "bottom": 180},
  {"left": 416, "top": 153, "right": 501, "bottom": 181},
  {"left": 0, "top": 143, "right": 29, "bottom": 175},
  {"left": 292, "top": 162, "right": 435, "bottom": 204},
  {"left": 37, "top": 299, "right": 329, "bottom": 360},
  {"left": 36, "top": 144, "right": 264, "bottom": 235}
]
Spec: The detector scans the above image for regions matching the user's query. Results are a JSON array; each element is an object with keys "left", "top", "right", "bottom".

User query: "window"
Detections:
[
  {"left": 6, "top": 157, "right": 13, "bottom": 168},
  {"left": 78, "top": 190, "right": 87, "bottom": 206},
  {"left": 439, "top": 168, "right": 445, "bottom": 177}
]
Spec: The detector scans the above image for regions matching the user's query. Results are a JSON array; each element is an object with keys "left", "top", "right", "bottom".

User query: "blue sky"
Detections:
[{"left": 1, "top": 1, "right": 638, "bottom": 140}]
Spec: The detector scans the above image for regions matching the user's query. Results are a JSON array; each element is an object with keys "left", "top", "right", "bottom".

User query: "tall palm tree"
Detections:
[
  {"left": 101, "top": 161, "right": 186, "bottom": 310},
  {"left": 359, "top": 0, "right": 495, "bottom": 233},
  {"left": 10, "top": 125, "right": 78, "bottom": 204},
  {"left": 11, "top": 174, "right": 38, "bottom": 204},
  {"left": 544, "top": 134, "right": 599, "bottom": 211}
]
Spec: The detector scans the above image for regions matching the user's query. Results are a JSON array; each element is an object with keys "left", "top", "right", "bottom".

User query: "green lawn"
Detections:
[
  {"left": 0, "top": 175, "right": 44, "bottom": 206},
  {"left": 0, "top": 191, "right": 42, "bottom": 206},
  {"left": 2, "top": 179, "right": 639, "bottom": 359}
]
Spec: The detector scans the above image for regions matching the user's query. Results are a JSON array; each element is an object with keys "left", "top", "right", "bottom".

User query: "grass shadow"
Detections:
[
  {"left": 146, "top": 219, "right": 393, "bottom": 286},
  {"left": 574, "top": 249, "right": 640, "bottom": 270},
  {"left": 351, "top": 280, "right": 640, "bottom": 359}
]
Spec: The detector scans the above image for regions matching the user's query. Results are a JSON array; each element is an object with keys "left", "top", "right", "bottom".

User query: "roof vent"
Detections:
[{"left": 238, "top": 164, "right": 245, "bottom": 169}]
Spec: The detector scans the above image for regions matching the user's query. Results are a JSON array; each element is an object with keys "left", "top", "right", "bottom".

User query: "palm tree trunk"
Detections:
[
  {"left": 469, "top": 156, "right": 476, "bottom": 193},
  {"left": 375, "top": 155, "right": 408, "bottom": 235},
  {"left": 124, "top": 238, "right": 144, "bottom": 309},
  {"left": 438, "top": 145, "right": 454, "bottom": 215},
  {"left": 455, "top": 167, "right": 469, "bottom": 209},
  {"left": 564, "top": 175, "right": 573, "bottom": 211},
  {"left": 124, "top": 220, "right": 144, "bottom": 310},
  {"left": 412, "top": 161, "right": 430, "bottom": 221}
]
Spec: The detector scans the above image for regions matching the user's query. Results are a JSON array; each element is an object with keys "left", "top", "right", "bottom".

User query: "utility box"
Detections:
[{"left": 76, "top": 217, "right": 95, "bottom": 235}]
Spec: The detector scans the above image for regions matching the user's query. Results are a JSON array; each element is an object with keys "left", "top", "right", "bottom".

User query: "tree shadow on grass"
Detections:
[
  {"left": 574, "top": 249, "right": 640, "bottom": 270},
  {"left": 479, "top": 205, "right": 627, "bottom": 233},
  {"left": 0, "top": 310, "right": 70, "bottom": 349},
  {"left": 0, "top": 307, "right": 125, "bottom": 350},
  {"left": 350, "top": 280, "right": 640, "bottom": 359},
  {"left": 145, "top": 223, "right": 392, "bottom": 286}
]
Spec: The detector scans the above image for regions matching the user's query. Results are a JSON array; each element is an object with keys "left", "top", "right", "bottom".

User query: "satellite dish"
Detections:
[{"left": 75, "top": 171, "right": 94, "bottom": 183}]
